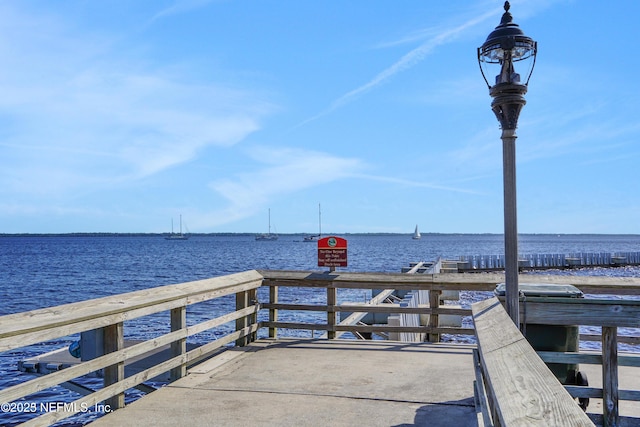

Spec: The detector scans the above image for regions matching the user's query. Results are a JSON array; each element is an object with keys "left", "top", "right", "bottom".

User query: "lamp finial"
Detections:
[{"left": 501, "top": 1, "right": 513, "bottom": 25}]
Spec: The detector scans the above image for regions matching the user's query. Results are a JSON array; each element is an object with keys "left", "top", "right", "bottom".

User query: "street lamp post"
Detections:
[{"left": 478, "top": 1, "right": 537, "bottom": 326}]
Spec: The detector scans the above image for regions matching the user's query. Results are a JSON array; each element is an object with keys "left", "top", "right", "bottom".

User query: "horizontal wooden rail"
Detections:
[
  {"left": 537, "top": 351, "right": 640, "bottom": 368},
  {"left": 0, "top": 305, "right": 260, "bottom": 404},
  {"left": 27, "top": 324, "right": 260, "bottom": 427},
  {"left": 513, "top": 297, "right": 640, "bottom": 327},
  {"left": 261, "top": 302, "right": 470, "bottom": 317},
  {"left": 260, "top": 321, "right": 474, "bottom": 336},
  {"left": 0, "top": 270, "right": 264, "bottom": 352},
  {"left": 258, "top": 269, "right": 498, "bottom": 291},
  {"left": 260, "top": 269, "right": 640, "bottom": 294},
  {"left": 580, "top": 334, "right": 640, "bottom": 345}
]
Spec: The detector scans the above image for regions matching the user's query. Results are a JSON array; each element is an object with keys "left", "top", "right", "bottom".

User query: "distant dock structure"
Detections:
[{"left": 402, "top": 251, "right": 640, "bottom": 273}]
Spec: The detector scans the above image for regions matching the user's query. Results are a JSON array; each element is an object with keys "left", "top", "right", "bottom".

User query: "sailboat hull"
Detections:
[
  {"left": 412, "top": 225, "right": 421, "bottom": 240},
  {"left": 255, "top": 234, "right": 278, "bottom": 241},
  {"left": 166, "top": 216, "right": 190, "bottom": 240},
  {"left": 303, "top": 204, "right": 322, "bottom": 242},
  {"left": 256, "top": 209, "right": 278, "bottom": 241},
  {"left": 165, "top": 235, "right": 189, "bottom": 240}
]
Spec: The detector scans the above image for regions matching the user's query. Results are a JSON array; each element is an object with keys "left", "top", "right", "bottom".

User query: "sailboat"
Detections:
[
  {"left": 255, "top": 209, "right": 278, "bottom": 241},
  {"left": 412, "top": 224, "right": 421, "bottom": 240},
  {"left": 303, "top": 204, "right": 322, "bottom": 242},
  {"left": 165, "top": 215, "right": 189, "bottom": 240}
]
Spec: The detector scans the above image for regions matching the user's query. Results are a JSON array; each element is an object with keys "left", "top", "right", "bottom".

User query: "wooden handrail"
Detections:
[
  {"left": 259, "top": 269, "right": 640, "bottom": 294},
  {"left": 472, "top": 297, "right": 594, "bottom": 426},
  {"left": 0, "top": 270, "right": 264, "bottom": 352},
  {"left": 0, "top": 270, "right": 264, "bottom": 426}
]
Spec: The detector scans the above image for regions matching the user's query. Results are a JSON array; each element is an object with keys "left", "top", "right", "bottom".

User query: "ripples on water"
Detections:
[{"left": 1, "top": 234, "right": 639, "bottom": 425}]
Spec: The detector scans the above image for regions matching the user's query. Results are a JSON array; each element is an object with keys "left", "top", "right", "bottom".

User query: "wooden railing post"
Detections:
[
  {"left": 235, "top": 291, "right": 249, "bottom": 347},
  {"left": 602, "top": 326, "right": 619, "bottom": 427},
  {"left": 103, "top": 322, "right": 124, "bottom": 410},
  {"left": 170, "top": 306, "right": 187, "bottom": 382},
  {"left": 248, "top": 288, "right": 258, "bottom": 342},
  {"left": 327, "top": 286, "right": 337, "bottom": 339},
  {"left": 428, "top": 290, "right": 441, "bottom": 342},
  {"left": 269, "top": 285, "right": 278, "bottom": 339}
]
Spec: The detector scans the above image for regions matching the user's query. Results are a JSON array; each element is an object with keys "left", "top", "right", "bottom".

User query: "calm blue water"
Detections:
[{"left": 1, "top": 233, "right": 639, "bottom": 426}]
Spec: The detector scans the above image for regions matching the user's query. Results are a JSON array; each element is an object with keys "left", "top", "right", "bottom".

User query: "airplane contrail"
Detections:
[{"left": 295, "top": 7, "right": 500, "bottom": 129}]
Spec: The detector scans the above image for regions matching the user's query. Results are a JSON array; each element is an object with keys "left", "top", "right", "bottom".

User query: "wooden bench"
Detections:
[{"left": 472, "top": 297, "right": 594, "bottom": 426}]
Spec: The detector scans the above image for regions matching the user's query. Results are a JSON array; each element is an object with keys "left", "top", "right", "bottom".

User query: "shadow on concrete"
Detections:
[{"left": 392, "top": 397, "right": 476, "bottom": 427}]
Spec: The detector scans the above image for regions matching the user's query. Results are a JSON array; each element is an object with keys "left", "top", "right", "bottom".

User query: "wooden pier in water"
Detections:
[
  {"left": 452, "top": 251, "right": 640, "bottom": 272},
  {"left": 1, "top": 269, "right": 640, "bottom": 426}
]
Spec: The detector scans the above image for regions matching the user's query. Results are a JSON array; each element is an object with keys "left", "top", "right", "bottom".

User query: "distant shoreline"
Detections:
[{"left": 1, "top": 232, "right": 639, "bottom": 238}]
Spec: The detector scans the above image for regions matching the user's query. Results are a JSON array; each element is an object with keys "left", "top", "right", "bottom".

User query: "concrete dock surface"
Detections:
[
  {"left": 90, "top": 339, "right": 478, "bottom": 426},
  {"left": 89, "top": 338, "right": 640, "bottom": 426}
]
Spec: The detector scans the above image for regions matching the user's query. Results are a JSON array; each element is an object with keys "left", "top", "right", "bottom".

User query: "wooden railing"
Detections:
[
  {"left": 260, "top": 270, "right": 640, "bottom": 425},
  {"left": 511, "top": 296, "right": 640, "bottom": 427},
  {"left": 472, "top": 295, "right": 640, "bottom": 426},
  {"left": 0, "top": 270, "right": 263, "bottom": 427},
  {"left": 259, "top": 269, "right": 482, "bottom": 340},
  {"left": 1, "top": 269, "right": 639, "bottom": 426},
  {"left": 472, "top": 297, "right": 594, "bottom": 426},
  {"left": 259, "top": 270, "right": 640, "bottom": 345},
  {"left": 392, "top": 259, "right": 441, "bottom": 342}
]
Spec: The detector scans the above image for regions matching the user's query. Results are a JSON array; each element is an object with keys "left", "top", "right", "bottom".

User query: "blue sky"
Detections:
[{"left": 0, "top": 0, "right": 638, "bottom": 234}]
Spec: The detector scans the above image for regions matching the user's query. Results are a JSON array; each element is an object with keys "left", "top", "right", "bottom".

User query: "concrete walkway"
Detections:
[{"left": 91, "top": 339, "right": 478, "bottom": 426}]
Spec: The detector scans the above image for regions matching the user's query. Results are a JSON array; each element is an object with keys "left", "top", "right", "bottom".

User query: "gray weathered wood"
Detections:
[
  {"left": 580, "top": 334, "right": 640, "bottom": 345},
  {"left": 22, "top": 323, "right": 260, "bottom": 427},
  {"left": 248, "top": 288, "right": 258, "bottom": 343},
  {"left": 537, "top": 351, "right": 640, "bottom": 368},
  {"left": 324, "top": 289, "right": 396, "bottom": 340},
  {"left": 4, "top": 269, "right": 640, "bottom": 427},
  {"left": 0, "top": 304, "right": 259, "bottom": 405},
  {"left": 103, "top": 322, "right": 124, "bottom": 410},
  {"left": 514, "top": 298, "right": 640, "bottom": 327},
  {"left": 602, "top": 326, "right": 619, "bottom": 427},
  {"left": 473, "top": 349, "right": 494, "bottom": 427},
  {"left": 0, "top": 270, "right": 264, "bottom": 352},
  {"left": 269, "top": 285, "right": 278, "bottom": 338},
  {"left": 327, "top": 286, "right": 337, "bottom": 339},
  {"left": 472, "top": 297, "right": 594, "bottom": 426},
  {"left": 261, "top": 302, "right": 470, "bottom": 317},
  {"left": 259, "top": 269, "right": 640, "bottom": 293},
  {"left": 170, "top": 306, "right": 186, "bottom": 381},
  {"left": 261, "top": 321, "right": 474, "bottom": 336},
  {"left": 428, "top": 290, "right": 441, "bottom": 342},
  {"left": 235, "top": 291, "right": 250, "bottom": 347}
]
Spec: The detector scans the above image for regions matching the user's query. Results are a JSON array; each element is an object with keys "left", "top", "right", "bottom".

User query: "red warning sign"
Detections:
[{"left": 317, "top": 236, "right": 348, "bottom": 267}]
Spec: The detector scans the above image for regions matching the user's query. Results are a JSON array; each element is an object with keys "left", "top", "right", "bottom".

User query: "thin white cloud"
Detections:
[
  {"left": 296, "top": 7, "right": 501, "bottom": 128},
  {"left": 204, "top": 145, "right": 488, "bottom": 229},
  {"left": 0, "top": 7, "right": 272, "bottom": 199},
  {"left": 149, "top": 0, "right": 217, "bottom": 23},
  {"left": 351, "top": 173, "right": 485, "bottom": 195},
  {"left": 206, "top": 148, "right": 365, "bottom": 225}
]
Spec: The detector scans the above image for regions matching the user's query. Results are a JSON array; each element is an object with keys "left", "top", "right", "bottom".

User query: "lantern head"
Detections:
[{"left": 478, "top": 1, "right": 537, "bottom": 89}]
